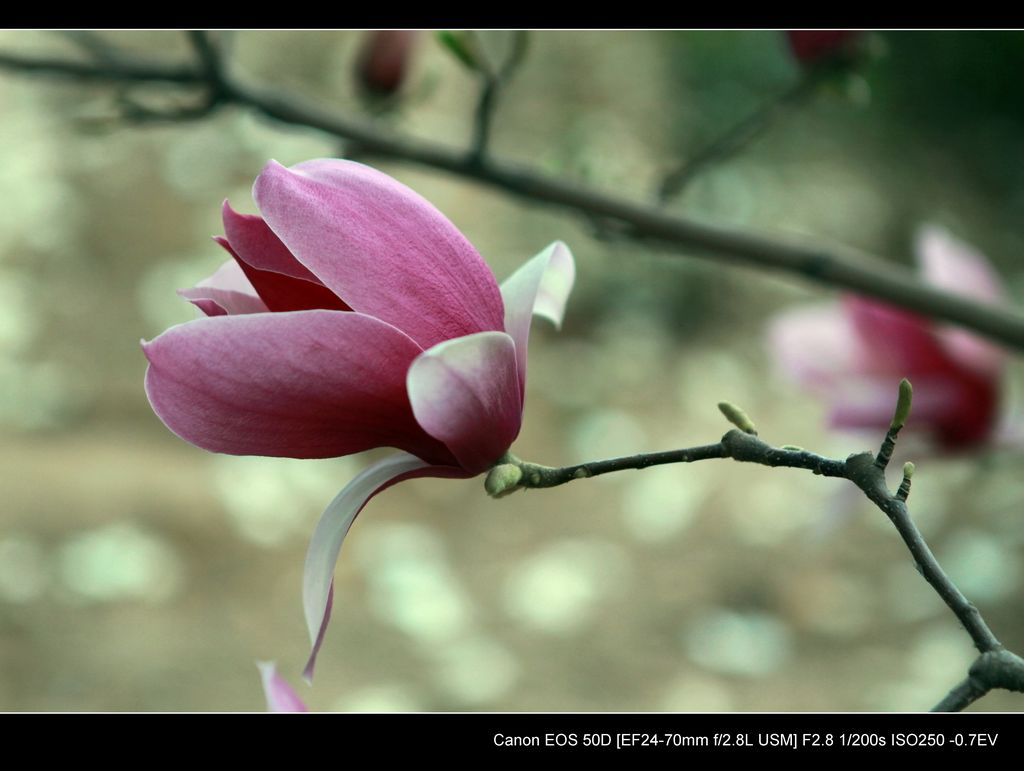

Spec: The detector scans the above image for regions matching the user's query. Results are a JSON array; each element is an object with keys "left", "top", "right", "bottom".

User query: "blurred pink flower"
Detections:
[
  {"left": 143, "top": 159, "right": 575, "bottom": 679},
  {"left": 258, "top": 661, "right": 308, "bottom": 712},
  {"left": 769, "top": 226, "right": 1007, "bottom": 451},
  {"left": 785, "top": 30, "right": 861, "bottom": 65}
]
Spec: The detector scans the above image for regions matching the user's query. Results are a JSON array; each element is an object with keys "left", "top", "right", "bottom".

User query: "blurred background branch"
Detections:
[
  {"left": 1, "top": 31, "right": 1023, "bottom": 352},
  {"left": 658, "top": 71, "right": 824, "bottom": 203}
]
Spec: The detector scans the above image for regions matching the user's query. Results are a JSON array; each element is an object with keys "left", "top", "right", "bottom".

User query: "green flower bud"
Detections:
[{"left": 485, "top": 463, "right": 523, "bottom": 498}]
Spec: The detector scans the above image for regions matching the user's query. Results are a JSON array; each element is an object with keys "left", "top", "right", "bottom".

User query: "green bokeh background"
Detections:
[{"left": 0, "top": 30, "right": 1022, "bottom": 712}]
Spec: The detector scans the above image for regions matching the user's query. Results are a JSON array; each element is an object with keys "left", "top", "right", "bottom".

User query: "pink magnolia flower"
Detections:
[
  {"left": 769, "top": 226, "right": 1007, "bottom": 451},
  {"left": 143, "top": 159, "right": 575, "bottom": 679}
]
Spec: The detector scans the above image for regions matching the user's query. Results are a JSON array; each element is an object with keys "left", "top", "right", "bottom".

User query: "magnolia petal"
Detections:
[
  {"left": 143, "top": 310, "right": 454, "bottom": 463},
  {"left": 178, "top": 259, "right": 269, "bottom": 317},
  {"left": 500, "top": 241, "right": 575, "bottom": 401},
  {"left": 222, "top": 201, "right": 323, "bottom": 281},
  {"left": 916, "top": 225, "right": 1008, "bottom": 377},
  {"left": 214, "top": 236, "right": 350, "bottom": 313},
  {"left": 407, "top": 331, "right": 521, "bottom": 474},
  {"left": 252, "top": 159, "right": 505, "bottom": 349},
  {"left": 767, "top": 304, "right": 869, "bottom": 392},
  {"left": 843, "top": 296, "right": 954, "bottom": 376},
  {"left": 917, "top": 225, "right": 1006, "bottom": 305},
  {"left": 302, "top": 452, "right": 467, "bottom": 681},
  {"left": 257, "top": 661, "right": 309, "bottom": 712}
]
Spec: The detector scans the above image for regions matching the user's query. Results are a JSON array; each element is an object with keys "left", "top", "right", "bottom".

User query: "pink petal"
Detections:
[
  {"left": 302, "top": 452, "right": 468, "bottom": 681},
  {"left": 142, "top": 310, "right": 455, "bottom": 463},
  {"left": 843, "top": 296, "right": 953, "bottom": 376},
  {"left": 252, "top": 159, "right": 505, "bottom": 349},
  {"left": 257, "top": 661, "right": 308, "bottom": 712},
  {"left": 178, "top": 259, "right": 269, "bottom": 317},
  {"left": 916, "top": 225, "right": 1008, "bottom": 377},
  {"left": 917, "top": 225, "right": 1006, "bottom": 305},
  {"left": 213, "top": 236, "right": 350, "bottom": 314},
  {"left": 219, "top": 203, "right": 351, "bottom": 313},
  {"left": 222, "top": 201, "right": 323, "bottom": 281},
  {"left": 500, "top": 241, "right": 575, "bottom": 402},
  {"left": 766, "top": 304, "right": 869, "bottom": 392},
  {"left": 406, "top": 331, "right": 521, "bottom": 474}
]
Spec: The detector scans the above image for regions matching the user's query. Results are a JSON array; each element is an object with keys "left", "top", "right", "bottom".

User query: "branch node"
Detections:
[{"left": 970, "top": 649, "right": 1024, "bottom": 693}]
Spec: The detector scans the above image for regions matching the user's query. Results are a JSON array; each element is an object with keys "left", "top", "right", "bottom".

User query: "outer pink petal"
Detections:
[
  {"left": 142, "top": 310, "right": 455, "bottom": 463},
  {"left": 222, "top": 201, "right": 323, "bottom": 282},
  {"left": 177, "top": 259, "right": 269, "bottom": 317},
  {"left": 407, "top": 331, "right": 521, "bottom": 475},
  {"left": 767, "top": 303, "right": 870, "bottom": 391},
  {"left": 252, "top": 159, "right": 505, "bottom": 349},
  {"left": 302, "top": 452, "right": 468, "bottom": 681},
  {"left": 500, "top": 241, "right": 575, "bottom": 402},
  {"left": 257, "top": 661, "right": 308, "bottom": 712},
  {"left": 916, "top": 225, "right": 1008, "bottom": 377}
]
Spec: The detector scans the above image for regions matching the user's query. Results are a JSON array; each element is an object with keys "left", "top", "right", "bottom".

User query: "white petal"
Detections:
[
  {"left": 302, "top": 452, "right": 432, "bottom": 681},
  {"left": 500, "top": 241, "right": 575, "bottom": 401}
]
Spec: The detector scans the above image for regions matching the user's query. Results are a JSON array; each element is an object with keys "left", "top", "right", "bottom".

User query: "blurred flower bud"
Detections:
[
  {"left": 785, "top": 31, "right": 861, "bottom": 65},
  {"left": 356, "top": 30, "right": 419, "bottom": 97}
]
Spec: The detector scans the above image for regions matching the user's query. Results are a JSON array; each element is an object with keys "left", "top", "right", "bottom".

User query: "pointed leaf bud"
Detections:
[
  {"left": 718, "top": 401, "right": 758, "bottom": 435},
  {"left": 891, "top": 378, "right": 913, "bottom": 432}
]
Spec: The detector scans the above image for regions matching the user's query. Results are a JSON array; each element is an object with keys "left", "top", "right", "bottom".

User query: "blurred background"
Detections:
[{"left": 0, "top": 30, "right": 1022, "bottom": 712}]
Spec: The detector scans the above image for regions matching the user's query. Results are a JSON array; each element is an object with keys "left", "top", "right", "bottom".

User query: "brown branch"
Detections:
[
  {"left": 931, "top": 676, "right": 989, "bottom": 712},
  {"left": 0, "top": 49, "right": 201, "bottom": 84},
  {"left": 2, "top": 40, "right": 1023, "bottom": 352}
]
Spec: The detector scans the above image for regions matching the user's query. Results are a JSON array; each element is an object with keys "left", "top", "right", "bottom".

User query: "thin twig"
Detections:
[
  {"left": 500, "top": 428, "right": 1003, "bottom": 655},
  {"left": 1, "top": 43, "right": 1023, "bottom": 352},
  {"left": 931, "top": 677, "right": 988, "bottom": 712},
  {"left": 470, "top": 74, "right": 499, "bottom": 163},
  {"left": 932, "top": 650, "right": 1024, "bottom": 711},
  {"left": 0, "top": 50, "right": 201, "bottom": 84},
  {"left": 485, "top": 385, "right": 1024, "bottom": 711},
  {"left": 658, "top": 72, "right": 822, "bottom": 202},
  {"left": 57, "top": 31, "right": 122, "bottom": 64},
  {"left": 470, "top": 32, "right": 529, "bottom": 164},
  {"left": 185, "top": 30, "right": 224, "bottom": 90}
]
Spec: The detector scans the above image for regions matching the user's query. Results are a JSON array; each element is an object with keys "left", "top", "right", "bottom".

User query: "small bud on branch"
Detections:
[{"left": 717, "top": 401, "right": 758, "bottom": 435}]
